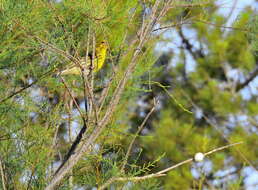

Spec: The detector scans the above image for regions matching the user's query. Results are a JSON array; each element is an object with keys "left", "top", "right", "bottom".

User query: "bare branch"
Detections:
[
  {"left": 80, "top": 26, "right": 91, "bottom": 115},
  {"left": 152, "top": 20, "right": 191, "bottom": 32},
  {"left": 60, "top": 77, "right": 85, "bottom": 122},
  {"left": 99, "top": 142, "right": 243, "bottom": 190},
  {"left": 121, "top": 100, "right": 156, "bottom": 171},
  {"left": 236, "top": 66, "right": 258, "bottom": 92},
  {"left": 204, "top": 142, "right": 243, "bottom": 156},
  {"left": 193, "top": 19, "right": 249, "bottom": 32},
  {"left": 178, "top": 27, "right": 205, "bottom": 59}
]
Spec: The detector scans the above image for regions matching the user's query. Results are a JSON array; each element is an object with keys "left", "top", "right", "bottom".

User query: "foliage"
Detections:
[{"left": 0, "top": 0, "right": 257, "bottom": 190}]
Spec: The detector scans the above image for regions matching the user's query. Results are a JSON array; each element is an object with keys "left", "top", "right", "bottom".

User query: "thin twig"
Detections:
[
  {"left": 80, "top": 31, "right": 99, "bottom": 124},
  {"left": 168, "top": 1, "right": 213, "bottom": 9},
  {"left": 0, "top": 20, "right": 80, "bottom": 104},
  {"left": 60, "top": 77, "right": 85, "bottom": 122},
  {"left": 98, "top": 174, "right": 166, "bottom": 190},
  {"left": 0, "top": 67, "right": 56, "bottom": 103},
  {"left": 97, "top": 3, "right": 139, "bottom": 114},
  {"left": 152, "top": 21, "right": 191, "bottom": 32},
  {"left": 89, "top": 35, "right": 99, "bottom": 122},
  {"left": 97, "top": 79, "right": 113, "bottom": 115},
  {"left": 193, "top": 19, "right": 250, "bottom": 32},
  {"left": 204, "top": 142, "right": 243, "bottom": 156},
  {"left": 236, "top": 66, "right": 258, "bottom": 92},
  {"left": 82, "top": 27, "right": 91, "bottom": 114},
  {"left": 14, "top": 20, "right": 80, "bottom": 66},
  {"left": 121, "top": 100, "right": 156, "bottom": 171},
  {"left": 98, "top": 142, "right": 243, "bottom": 190}
]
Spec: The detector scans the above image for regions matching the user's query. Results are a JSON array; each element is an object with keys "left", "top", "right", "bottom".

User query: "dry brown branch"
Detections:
[{"left": 98, "top": 142, "right": 243, "bottom": 190}]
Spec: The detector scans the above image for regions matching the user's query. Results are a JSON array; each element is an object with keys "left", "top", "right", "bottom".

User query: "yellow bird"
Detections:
[{"left": 60, "top": 41, "right": 108, "bottom": 75}]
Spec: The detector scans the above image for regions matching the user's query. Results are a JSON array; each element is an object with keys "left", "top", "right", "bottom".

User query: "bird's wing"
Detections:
[{"left": 59, "top": 55, "right": 93, "bottom": 75}]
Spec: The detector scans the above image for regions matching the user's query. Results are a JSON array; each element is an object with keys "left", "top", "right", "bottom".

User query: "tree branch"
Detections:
[
  {"left": 0, "top": 67, "right": 56, "bottom": 104},
  {"left": 98, "top": 142, "right": 243, "bottom": 190},
  {"left": 178, "top": 27, "right": 205, "bottom": 59},
  {"left": 0, "top": 157, "right": 7, "bottom": 190},
  {"left": 45, "top": 1, "right": 175, "bottom": 189},
  {"left": 236, "top": 66, "right": 258, "bottom": 91},
  {"left": 0, "top": 20, "right": 81, "bottom": 104},
  {"left": 121, "top": 100, "right": 156, "bottom": 171}
]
